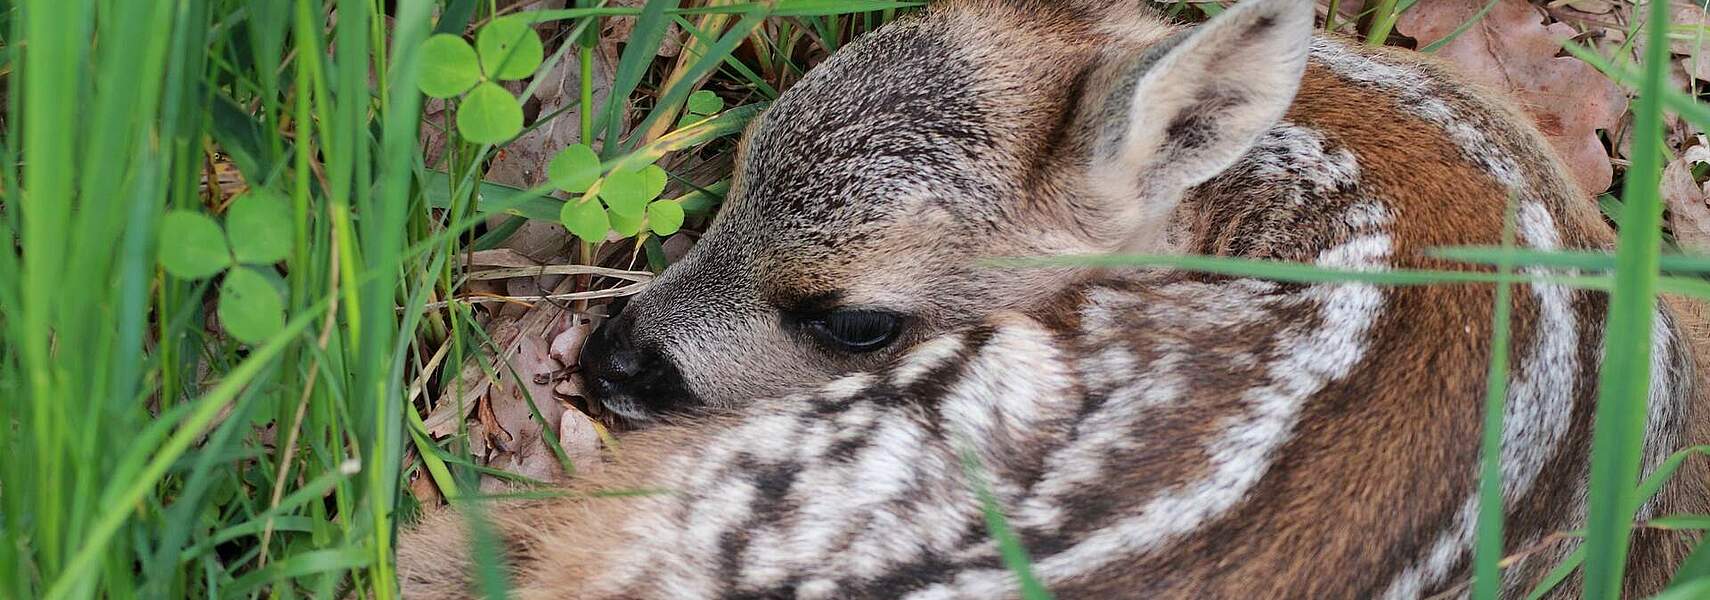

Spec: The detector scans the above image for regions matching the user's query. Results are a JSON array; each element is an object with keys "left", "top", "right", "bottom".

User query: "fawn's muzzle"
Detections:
[{"left": 578, "top": 300, "right": 697, "bottom": 422}]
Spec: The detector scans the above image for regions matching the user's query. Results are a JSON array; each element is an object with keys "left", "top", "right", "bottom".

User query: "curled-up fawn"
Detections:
[{"left": 401, "top": 1, "right": 1710, "bottom": 597}]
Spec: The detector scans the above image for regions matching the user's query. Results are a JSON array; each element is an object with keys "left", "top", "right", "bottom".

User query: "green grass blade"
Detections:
[
  {"left": 1651, "top": 578, "right": 1710, "bottom": 600},
  {"left": 1431, "top": 247, "right": 1710, "bottom": 274},
  {"left": 360, "top": 0, "right": 434, "bottom": 596},
  {"left": 43, "top": 299, "right": 330, "bottom": 600},
  {"left": 602, "top": 0, "right": 678, "bottom": 153},
  {"left": 619, "top": 11, "right": 766, "bottom": 154},
  {"left": 1581, "top": 0, "right": 1672, "bottom": 596},
  {"left": 1472, "top": 205, "right": 1517, "bottom": 600},
  {"left": 958, "top": 447, "right": 1052, "bottom": 600},
  {"left": 1524, "top": 547, "right": 1584, "bottom": 600},
  {"left": 1667, "top": 537, "right": 1710, "bottom": 589},
  {"left": 998, "top": 253, "right": 1588, "bottom": 288}
]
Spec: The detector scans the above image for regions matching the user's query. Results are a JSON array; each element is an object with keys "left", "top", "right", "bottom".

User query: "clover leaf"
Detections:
[
  {"left": 226, "top": 189, "right": 292, "bottom": 265},
  {"left": 457, "top": 81, "right": 524, "bottom": 144},
  {"left": 159, "top": 211, "right": 232, "bottom": 279},
  {"left": 418, "top": 34, "right": 481, "bottom": 98},
  {"left": 477, "top": 16, "right": 544, "bottom": 81},
  {"left": 218, "top": 267, "right": 285, "bottom": 344},
  {"left": 548, "top": 144, "right": 602, "bottom": 193},
  {"left": 560, "top": 196, "right": 611, "bottom": 244}
]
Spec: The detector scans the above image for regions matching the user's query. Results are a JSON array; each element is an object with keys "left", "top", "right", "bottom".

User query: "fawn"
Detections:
[{"left": 400, "top": 0, "right": 1710, "bottom": 597}]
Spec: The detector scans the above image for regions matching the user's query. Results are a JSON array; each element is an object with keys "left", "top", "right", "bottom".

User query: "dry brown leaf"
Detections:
[
  {"left": 1613, "top": 88, "right": 1693, "bottom": 163},
  {"left": 1686, "top": 135, "right": 1710, "bottom": 163},
  {"left": 422, "top": 317, "right": 516, "bottom": 436},
  {"left": 550, "top": 314, "right": 595, "bottom": 365},
  {"left": 480, "top": 322, "right": 571, "bottom": 487},
  {"left": 1664, "top": 156, "right": 1710, "bottom": 251},
  {"left": 1665, "top": 2, "right": 1710, "bottom": 81},
  {"left": 1552, "top": 0, "right": 1617, "bottom": 15},
  {"left": 485, "top": 50, "right": 615, "bottom": 189},
  {"left": 428, "top": 266, "right": 618, "bottom": 488},
  {"left": 1601, "top": 3, "right": 1710, "bottom": 81},
  {"left": 558, "top": 409, "right": 605, "bottom": 478},
  {"left": 1398, "top": 0, "right": 1628, "bottom": 197},
  {"left": 661, "top": 233, "right": 696, "bottom": 264},
  {"left": 606, "top": 0, "right": 685, "bottom": 57},
  {"left": 1661, "top": 1, "right": 1710, "bottom": 56},
  {"left": 463, "top": 249, "right": 542, "bottom": 269},
  {"left": 470, "top": 281, "right": 574, "bottom": 484}
]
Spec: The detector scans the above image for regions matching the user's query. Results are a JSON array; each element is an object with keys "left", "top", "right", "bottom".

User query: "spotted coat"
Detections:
[{"left": 399, "top": 1, "right": 1710, "bottom": 598}]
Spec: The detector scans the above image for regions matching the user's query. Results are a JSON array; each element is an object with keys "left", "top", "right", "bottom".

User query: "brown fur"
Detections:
[{"left": 400, "top": 1, "right": 1710, "bottom": 598}]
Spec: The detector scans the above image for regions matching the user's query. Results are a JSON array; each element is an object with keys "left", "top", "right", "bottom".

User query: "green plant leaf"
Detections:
[
  {"left": 1649, "top": 515, "right": 1710, "bottom": 530},
  {"left": 457, "top": 82, "right": 524, "bottom": 144},
  {"left": 225, "top": 189, "right": 292, "bottom": 265},
  {"left": 612, "top": 103, "right": 766, "bottom": 172},
  {"left": 608, "top": 207, "right": 643, "bottom": 237},
  {"left": 601, "top": 169, "right": 655, "bottom": 218},
  {"left": 548, "top": 144, "right": 602, "bottom": 193},
  {"left": 641, "top": 164, "right": 668, "bottom": 197},
  {"left": 476, "top": 16, "right": 544, "bottom": 81},
  {"left": 421, "top": 169, "right": 562, "bottom": 222},
  {"left": 217, "top": 267, "right": 285, "bottom": 344},
  {"left": 418, "top": 34, "right": 481, "bottom": 98},
  {"left": 686, "top": 89, "right": 723, "bottom": 115},
  {"left": 647, "top": 199, "right": 684, "bottom": 236},
  {"left": 158, "top": 210, "right": 232, "bottom": 279},
  {"left": 560, "top": 197, "right": 611, "bottom": 244}
]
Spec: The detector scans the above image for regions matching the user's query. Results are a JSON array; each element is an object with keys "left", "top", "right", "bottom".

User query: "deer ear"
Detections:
[{"left": 1088, "top": 0, "right": 1314, "bottom": 234}]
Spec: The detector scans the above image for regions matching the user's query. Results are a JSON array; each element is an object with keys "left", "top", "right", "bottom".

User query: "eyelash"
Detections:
[{"left": 798, "top": 309, "right": 903, "bottom": 353}]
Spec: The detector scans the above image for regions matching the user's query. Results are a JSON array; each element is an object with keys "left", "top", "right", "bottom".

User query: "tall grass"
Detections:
[
  {"left": 1581, "top": 0, "right": 1674, "bottom": 595},
  {"left": 0, "top": 0, "right": 909, "bottom": 597}
]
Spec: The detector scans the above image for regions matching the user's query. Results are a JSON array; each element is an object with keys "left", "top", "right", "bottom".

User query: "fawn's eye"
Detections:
[{"left": 801, "top": 309, "right": 903, "bottom": 354}]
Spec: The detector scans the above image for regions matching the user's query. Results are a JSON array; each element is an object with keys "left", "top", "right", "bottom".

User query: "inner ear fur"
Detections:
[{"left": 1081, "top": 0, "right": 1316, "bottom": 252}]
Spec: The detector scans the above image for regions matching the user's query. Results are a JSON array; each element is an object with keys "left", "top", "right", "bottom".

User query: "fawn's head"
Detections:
[{"left": 581, "top": 0, "right": 1316, "bottom": 422}]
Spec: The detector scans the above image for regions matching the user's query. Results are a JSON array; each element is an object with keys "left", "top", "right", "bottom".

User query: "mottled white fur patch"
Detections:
[
  {"left": 1310, "top": 39, "right": 1523, "bottom": 190},
  {"left": 922, "top": 206, "right": 1394, "bottom": 597},
  {"left": 890, "top": 333, "right": 968, "bottom": 387},
  {"left": 1248, "top": 121, "right": 1362, "bottom": 202}
]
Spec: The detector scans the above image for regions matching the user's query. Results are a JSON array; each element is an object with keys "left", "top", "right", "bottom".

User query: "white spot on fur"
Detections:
[
  {"left": 942, "top": 221, "right": 1394, "bottom": 595},
  {"left": 822, "top": 372, "right": 878, "bottom": 400},
  {"left": 1248, "top": 122, "right": 1361, "bottom": 201},
  {"left": 1015, "top": 350, "right": 1187, "bottom": 531},
  {"left": 745, "top": 322, "right": 1077, "bottom": 589},
  {"left": 1310, "top": 39, "right": 1523, "bottom": 190},
  {"left": 739, "top": 417, "right": 935, "bottom": 587},
  {"left": 938, "top": 322, "right": 1080, "bottom": 491},
  {"left": 1343, "top": 201, "right": 1392, "bottom": 230},
  {"left": 1095, "top": 227, "right": 1380, "bottom": 555},
  {"left": 798, "top": 578, "right": 838, "bottom": 599},
  {"left": 1081, "top": 344, "right": 1141, "bottom": 393},
  {"left": 1639, "top": 309, "right": 1683, "bottom": 520},
  {"left": 891, "top": 333, "right": 966, "bottom": 387}
]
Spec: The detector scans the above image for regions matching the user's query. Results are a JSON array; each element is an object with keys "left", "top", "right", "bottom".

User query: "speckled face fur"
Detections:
[{"left": 575, "top": 1, "right": 1288, "bottom": 421}]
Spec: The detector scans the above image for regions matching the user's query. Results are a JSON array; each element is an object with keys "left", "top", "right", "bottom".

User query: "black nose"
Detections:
[
  {"left": 578, "top": 298, "right": 700, "bottom": 421},
  {"left": 581, "top": 314, "right": 652, "bottom": 387}
]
